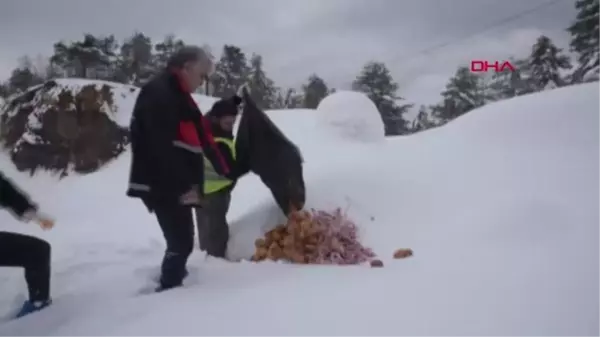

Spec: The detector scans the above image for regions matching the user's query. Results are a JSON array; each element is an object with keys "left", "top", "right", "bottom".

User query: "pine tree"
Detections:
[
  {"left": 411, "top": 106, "right": 436, "bottom": 132},
  {"left": 4, "top": 56, "right": 46, "bottom": 94},
  {"left": 486, "top": 69, "right": 518, "bottom": 100},
  {"left": 528, "top": 35, "right": 572, "bottom": 90},
  {"left": 432, "top": 98, "right": 459, "bottom": 122},
  {"left": 119, "top": 32, "right": 154, "bottom": 85},
  {"left": 50, "top": 34, "right": 118, "bottom": 79},
  {"left": 245, "top": 53, "right": 277, "bottom": 109},
  {"left": 50, "top": 41, "right": 73, "bottom": 77},
  {"left": 210, "top": 45, "right": 250, "bottom": 98},
  {"left": 511, "top": 58, "right": 536, "bottom": 96},
  {"left": 435, "top": 66, "right": 489, "bottom": 121},
  {"left": 0, "top": 82, "right": 9, "bottom": 98},
  {"left": 352, "top": 61, "right": 412, "bottom": 135},
  {"left": 285, "top": 88, "right": 303, "bottom": 109},
  {"left": 71, "top": 34, "right": 115, "bottom": 79},
  {"left": 274, "top": 88, "right": 303, "bottom": 109},
  {"left": 24, "top": 55, "right": 53, "bottom": 82},
  {"left": 45, "top": 60, "right": 63, "bottom": 81},
  {"left": 75, "top": 34, "right": 102, "bottom": 78},
  {"left": 8, "top": 68, "right": 43, "bottom": 93},
  {"left": 92, "top": 35, "right": 119, "bottom": 80},
  {"left": 153, "top": 34, "right": 185, "bottom": 70},
  {"left": 301, "top": 74, "right": 329, "bottom": 109},
  {"left": 485, "top": 57, "right": 534, "bottom": 100},
  {"left": 567, "top": 0, "right": 599, "bottom": 81}
]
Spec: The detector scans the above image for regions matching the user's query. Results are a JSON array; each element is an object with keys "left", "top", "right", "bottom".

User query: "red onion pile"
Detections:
[{"left": 252, "top": 208, "right": 376, "bottom": 265}]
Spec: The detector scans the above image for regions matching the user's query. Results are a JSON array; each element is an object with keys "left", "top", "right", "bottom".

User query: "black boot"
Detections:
[{"left": 156, "top": 269, "right": 189, "bottom": 292}]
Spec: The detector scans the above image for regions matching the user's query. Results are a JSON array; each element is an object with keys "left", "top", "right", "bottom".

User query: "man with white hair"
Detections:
[{"left": 127, "top": 45, "right": 231, "bottom": 292}]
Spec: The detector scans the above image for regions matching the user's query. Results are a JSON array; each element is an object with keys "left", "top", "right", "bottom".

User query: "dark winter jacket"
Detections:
[
  {"left": 0, "top": 171, "right": 37, "bottom": 219},
  {"left": 126, "top": 70, "right": 231, "bottom": 207}
]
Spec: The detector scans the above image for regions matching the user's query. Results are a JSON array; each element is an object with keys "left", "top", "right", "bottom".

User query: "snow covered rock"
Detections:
[
  {"left": 0, "top": 78, "right": 221, "bottom": 177},
  {"left": 316, "top": 90, "right": 385, "bottom": 142},
  {"left": 0, "top": 79, "right": 132, "bottom": 176}
]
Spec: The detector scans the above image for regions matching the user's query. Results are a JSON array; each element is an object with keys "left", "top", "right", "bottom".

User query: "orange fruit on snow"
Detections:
[{"left": 393, "top": 248, "right": 413, "bottom": 259}]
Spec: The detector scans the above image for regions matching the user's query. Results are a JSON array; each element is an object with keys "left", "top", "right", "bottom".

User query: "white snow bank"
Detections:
[
  {"left": 0, "top": 83, "right": 597, "bottom": 335},
  {"left": 317, "top": 90, "right": 385, "bottom": 142}
]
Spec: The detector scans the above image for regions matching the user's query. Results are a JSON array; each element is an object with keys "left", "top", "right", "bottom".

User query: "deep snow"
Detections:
[
  {"left": 316, "top": 90, "right": 386, "bottom": 142},
  {"left": 0, "top": 82, "right": 598, "bottom": 335}
]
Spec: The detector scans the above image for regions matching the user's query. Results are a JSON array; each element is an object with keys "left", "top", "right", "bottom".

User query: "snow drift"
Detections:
[
  {"left": 0, "top": 82, "right": 598, "bottom": 335},
  {"left": 317, "top": 90, "right": 385, "bottom": 142}
]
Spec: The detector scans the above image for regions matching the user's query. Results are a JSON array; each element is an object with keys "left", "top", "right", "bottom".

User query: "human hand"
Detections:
[
  {"left": 23, "top": 210, "right": 55, "bottom": 230},
  {"left": 35, "top": 214, "right": 55, "bottom": 230}
]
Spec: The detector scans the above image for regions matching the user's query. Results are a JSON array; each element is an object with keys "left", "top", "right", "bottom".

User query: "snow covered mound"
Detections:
[
  {"left": 0, "top": 83, "right": 597, "bottom": 335},
  {"left": 0, "top": 79, "right": 131, "bottom": 175},
  {"left": 317, "top": 90, "right": 385, "bottom": 142},
  {"left": 0, "top": 78, "right": 219, "bottom": 176}
]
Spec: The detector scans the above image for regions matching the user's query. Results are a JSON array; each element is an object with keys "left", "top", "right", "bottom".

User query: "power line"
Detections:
[
  {"left": 283, "top": 0, "right": 567, "bottom": 88},
  {"left": 388, "top": 0, "right": 565, "bottom": 65}
]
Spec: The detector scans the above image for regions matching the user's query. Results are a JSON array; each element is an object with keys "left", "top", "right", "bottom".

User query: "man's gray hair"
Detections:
[{"left": 167, "top": 45, "right": 214, "bottom": 71}]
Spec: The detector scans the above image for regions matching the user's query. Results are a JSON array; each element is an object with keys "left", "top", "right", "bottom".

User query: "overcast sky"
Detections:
[{"left": 0, "top": 0, "right": 576, "bottom": 106}]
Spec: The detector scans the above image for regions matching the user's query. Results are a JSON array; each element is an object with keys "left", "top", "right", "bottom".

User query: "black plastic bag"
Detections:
[{"left": 235, "top": 89, "right": 306, "bottom": 215}]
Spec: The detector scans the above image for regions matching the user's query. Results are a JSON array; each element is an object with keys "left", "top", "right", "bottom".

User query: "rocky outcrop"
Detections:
[{"left": 0, "top": 79, "right": 131, "bottom": 177}]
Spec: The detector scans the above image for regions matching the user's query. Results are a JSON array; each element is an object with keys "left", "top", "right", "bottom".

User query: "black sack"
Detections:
[{"left": 235, "top": 89, "right": 306, "bottom": 215}]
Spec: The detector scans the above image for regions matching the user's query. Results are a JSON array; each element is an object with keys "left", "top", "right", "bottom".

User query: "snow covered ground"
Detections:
[{"left": 0, "top": 82, "right": 598, "bottom": 335}]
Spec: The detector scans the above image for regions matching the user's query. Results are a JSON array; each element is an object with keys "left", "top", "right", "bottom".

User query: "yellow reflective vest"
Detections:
[{"left": 203, "top": 137, "right": 236, "bottom": 194}]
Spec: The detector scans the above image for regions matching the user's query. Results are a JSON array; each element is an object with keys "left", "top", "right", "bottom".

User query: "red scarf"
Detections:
[{"left": 170, "top": 69, "right": 230, "bottom": 174}]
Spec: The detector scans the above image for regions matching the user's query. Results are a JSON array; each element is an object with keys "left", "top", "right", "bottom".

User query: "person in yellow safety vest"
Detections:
[{"left": 195, "top": 95, "right": 250, "bottom": 259}]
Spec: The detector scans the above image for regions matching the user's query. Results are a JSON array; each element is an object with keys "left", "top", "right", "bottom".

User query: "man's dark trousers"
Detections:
[
  {"left": 195, "top": 189, "right": 231, "bottom": 258},
  {"left": 154, "top": 203, "right": 195, "bottom": 289},
  {"left": 0, "top": 231, "right": 51, "bottom": 302}
]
